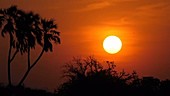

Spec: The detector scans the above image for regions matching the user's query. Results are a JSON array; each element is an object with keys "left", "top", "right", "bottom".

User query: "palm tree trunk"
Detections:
[
  {"left": 7, "top": 35, "right": 12, "bottom": 86},
  {"left": 18, "top": 68, "right": 31, "bottom": 86},
  {"left": 18, "top": 49, "right": 45, "bottom": 86},
  {"left": 28, "top": 47, "right": 30, "bottom": 68}
]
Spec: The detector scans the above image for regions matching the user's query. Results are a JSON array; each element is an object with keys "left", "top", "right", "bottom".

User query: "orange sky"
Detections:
[{"left": 0, "top": 0, "right": 170, "bottom": 91}]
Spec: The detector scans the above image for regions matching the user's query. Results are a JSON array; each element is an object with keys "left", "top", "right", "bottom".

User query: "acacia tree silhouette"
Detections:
[
  {"left": 57, "top": 57, "right": 170, "bottom": 96},
  {"left": 0, "top": 6, "right": 60, "bottom": 86},
  {"left": 0, "top": 55, "right": 169, "bottom": 96},
  {"left": 57, "top": 56, "right": 137, "bottom": 96}
]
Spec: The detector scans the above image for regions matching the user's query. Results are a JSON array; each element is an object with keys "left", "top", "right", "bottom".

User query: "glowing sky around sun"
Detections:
[{"left": 0, "top": 0, "right": 170, "bottom": 91}]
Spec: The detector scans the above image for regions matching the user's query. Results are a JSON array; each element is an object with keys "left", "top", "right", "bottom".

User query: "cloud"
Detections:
[
  {"left": 72, "top": 1, "right": 111, "bottom": 12},
  {"left": 100, "top": 17, "right": 133, "bottom": 26},
  {"left": 137, "top": 2, "right": 169, "bottom": 12},
  {"left": 111, "top": 0, "right": 138, "bottom": 2},
  {"left": 130, "top": 2, "right": 170, "bottom": 21}
]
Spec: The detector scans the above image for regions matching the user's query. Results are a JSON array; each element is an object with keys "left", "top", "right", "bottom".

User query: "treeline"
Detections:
[
  {"left": 56, "top": 57, "right": 170, "bottom": 96},
  {"left": 0, "top": 57, "right": 170, "bottom": 96}
]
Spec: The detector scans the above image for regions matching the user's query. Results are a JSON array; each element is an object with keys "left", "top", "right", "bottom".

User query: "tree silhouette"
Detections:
[
  {"left": 0, "top": 6, "right": 20, "bottom": 86},
  {"left": 56, "top": 57, "right": 170, "bottom": 96},
  {"left": 160, "top": 79, "right": 170, "bottom": 96},
  {"left": 18, "top": 18, "right": 60, "bottom": 86},
  {"left": 57, "top": 56, "right": 137, "bottom": 96},
  {"left": 0, "top": 5, "right": 60, "bottom": 86}
]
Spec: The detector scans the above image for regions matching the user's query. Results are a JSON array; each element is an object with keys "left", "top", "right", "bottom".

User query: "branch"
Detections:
[
  {"left": 10, "top": 49, "right": 18, "bottom": 63},
  {"left": 30, "top": 49, "right": 45, "bottom": 69},
  {"left": 18, "top": 48, "right": 45, "bottom": 86}
]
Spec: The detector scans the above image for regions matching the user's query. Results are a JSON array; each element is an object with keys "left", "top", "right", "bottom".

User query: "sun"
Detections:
[{"left": 103, "top": 36, "right": 122, "bottom": 54}]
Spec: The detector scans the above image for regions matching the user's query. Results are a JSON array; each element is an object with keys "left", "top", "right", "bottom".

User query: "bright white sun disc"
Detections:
[{"left": 103, "top": 36, "right": 122, "bottom": 54}]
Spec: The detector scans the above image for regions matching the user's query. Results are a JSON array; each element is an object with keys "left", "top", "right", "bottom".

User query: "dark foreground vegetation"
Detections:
[
  {"left": 56, "top": 57, "right": 170, "bottom": 96},
  {"left": 0, "top": 85, "right": 55, "bottom": 96},
  {"left": 1, "top": 57, "right": 170, "bottom": 96}
]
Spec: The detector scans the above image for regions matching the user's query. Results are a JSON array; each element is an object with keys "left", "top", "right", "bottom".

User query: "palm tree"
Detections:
[
  {"left": 18, "top": 18, "right": 60, "bottom": 86},
  {"left": 0, "top": 6, "right": 19, "bottom": 86},
  {"left": 0, "top": 6, "right": 39, "bottom": 86},
  {"left": 0, "top": 6, "right": 60, "bottom": 86}
]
